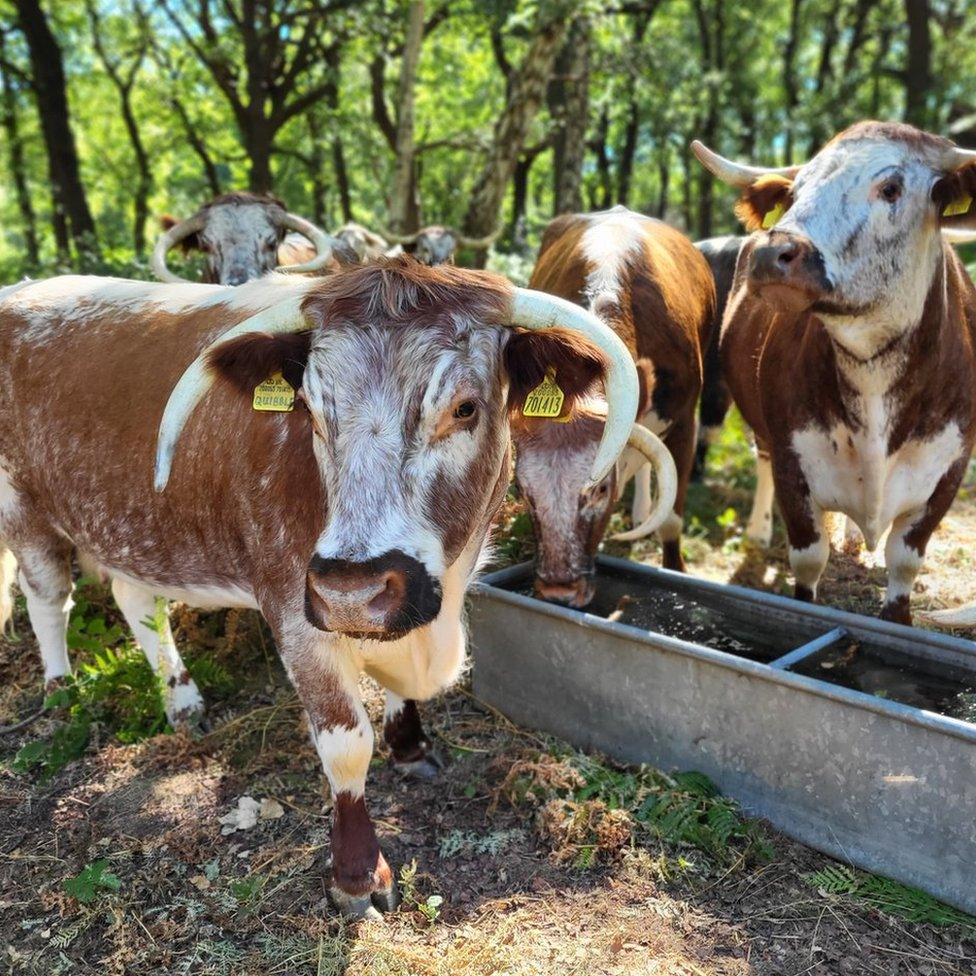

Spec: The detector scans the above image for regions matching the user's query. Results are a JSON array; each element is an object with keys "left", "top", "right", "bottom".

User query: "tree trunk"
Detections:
[
  {"left": 0, "top": 34, "right": 38, "bottom": 265},
  {"left": 245, "top": 116, "right": 275, "bottom": 194},
  {"left": 616, "top": 6, "right": 656, "bottom": 206},
  {"left": 656, "top": 149, "right": 670, "bottom": 218},
  {"left": 390, "top": 0, "right": 424, "bottom": 233},
  {"left": 462, "top": 9, "right": 569, "bottom": 266},
  {"left": 323, "top": 44, "right": 353, "bottom": 223},
  {"left": 548, "top": 15, "right": 589, "bottom": 215},
  {"left": 692, "top": 0, "right": 725, "bottom": 239},
  {"left": 782, "top": 0, "right": 803, "bottom": 160},
  {"left": 590, "top": 105, "right": 612, "bottom": 210},
  {"left": 904, "top": 0, "right": 931, "bottom": 127},
  {"left": 15, "top": 0, "right": 98, "bottom": 259}
]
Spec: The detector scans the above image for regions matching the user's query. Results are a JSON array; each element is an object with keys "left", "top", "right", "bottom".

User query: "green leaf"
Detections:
[{"left": 63, "top": 860, "right": 121, "bottom": 904}]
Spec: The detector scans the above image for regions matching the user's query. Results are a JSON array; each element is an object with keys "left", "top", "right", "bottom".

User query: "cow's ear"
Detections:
[
  {"left": 933, "top": 162, "right": 976, "bottom": 228},
  {"left": 206, "top": 331, "right": 312, "bottom": 395},
  {"left": 734, "top": 175, "right": 795, "bottom": 232},
  {"left": 505, "top": 327, "right": 608, "bottom": 415}
]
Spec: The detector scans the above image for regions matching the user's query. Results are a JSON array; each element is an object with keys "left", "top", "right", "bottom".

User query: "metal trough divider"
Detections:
[{"left": 467, "top": 556, "right": 976, "bottom": 915}]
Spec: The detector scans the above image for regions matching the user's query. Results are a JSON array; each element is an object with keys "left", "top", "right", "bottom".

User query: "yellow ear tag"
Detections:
[
  {"left": 253, "top": 372, "right": 295, "bottom": 412},
  {"left": 943, "top": 194, "right": 972, "bottom": 218},
  {"left": 522, "top": 368, "right": 565, "bottom": 419},
  {"left": 761, "top": 203, "right": 785, "bottom": 230}
]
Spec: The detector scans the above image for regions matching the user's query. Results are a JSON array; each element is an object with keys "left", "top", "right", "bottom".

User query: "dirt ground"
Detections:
[{"left": 2, "top": 436, "right": 976, "bottom": 975}]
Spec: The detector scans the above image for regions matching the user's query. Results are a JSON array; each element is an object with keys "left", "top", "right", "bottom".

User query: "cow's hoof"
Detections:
[
  {"left": 393, "top": 749, "right": 444, "bottom": 781},
  {"left": 328, "top": 885, "right": 387, "bottom": 921}
]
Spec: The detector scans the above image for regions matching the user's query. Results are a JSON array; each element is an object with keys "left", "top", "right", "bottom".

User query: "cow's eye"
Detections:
[
  {"left": 879, "top": 180, "right": 902, "bottom": 203},
  {"left": 453, "top": 400, "right": 477, "bottom": 420}
]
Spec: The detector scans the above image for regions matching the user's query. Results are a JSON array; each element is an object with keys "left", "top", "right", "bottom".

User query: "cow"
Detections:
[
  {"left": 512, "top": 207, "right": 716, "bottom": 607},
  {"left": 381, "top": 225, "right": 501, "bottom": 266},
  {"left": 0, "top": 257, "right": 638, "bottom": 917},
  {"left": 334, "top": 222, "right": 392, "bottom": 262},
  {"left": 152, "top": 192, "right": 353, "bottom": 285},
  {"left": 691, "top": 236, "right": 745, "bottom": 479},
  {"left": 693, "top": 120, "right": 976, "bottom": 625}
]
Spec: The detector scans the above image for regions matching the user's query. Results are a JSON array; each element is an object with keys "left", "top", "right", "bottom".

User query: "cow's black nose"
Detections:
[{"left": 305, "top": 550, "right": 441, "bottom": 640}]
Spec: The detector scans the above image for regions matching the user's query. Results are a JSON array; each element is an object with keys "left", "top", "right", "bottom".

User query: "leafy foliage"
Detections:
[
  {"left": 805, "top": 865, "right": 976, "bottom": 929},
  {"left": 63, "top": 859, "right": 122, "bottom": 904}
]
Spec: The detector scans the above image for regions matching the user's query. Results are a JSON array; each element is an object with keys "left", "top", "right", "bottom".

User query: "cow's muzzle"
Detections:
[
  {"left": 747, "top": 232, "right": 831, "bottom": 313},
  {"left": 305, "top": 550, "right": 442, "bottom": 640},
  {"left": 534, "top": 571, "right": 595, "bottom": 609}
]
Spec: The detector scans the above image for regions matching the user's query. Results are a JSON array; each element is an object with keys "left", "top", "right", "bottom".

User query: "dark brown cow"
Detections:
[
  {"left": 695, "top": 121, "right": 976, "bottom": 624},
  {"left": 0, "top": 258, "right": 638, "bottom": 916},
  {"left": 692, "top": 235, "right": 744, "bottom": 478},
  {"left": 152, "top": 192, "right": 353, "bottom": 285},
  {"left": 513, "top": 207, "right": 716, "bottom": 606}
]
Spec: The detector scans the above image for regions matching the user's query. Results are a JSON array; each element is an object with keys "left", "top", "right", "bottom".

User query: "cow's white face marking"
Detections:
[
  {"left": 198, "top": 203, "right": 284, "bottom": 285},
  {"left": 304, "top": 321, "right": 509, "bottom": 590},
  {"left": 777, "top": 139, "right": 943, "bottom": 345}
]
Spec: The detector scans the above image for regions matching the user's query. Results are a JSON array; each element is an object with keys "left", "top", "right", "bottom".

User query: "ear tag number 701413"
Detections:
[{"left": 522, "top": 368, "right": 565, "bottom": 419}]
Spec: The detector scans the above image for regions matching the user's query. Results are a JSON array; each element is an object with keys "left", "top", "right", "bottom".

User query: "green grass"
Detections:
[{"left": 11, "top": 580, "right": 239, "bottom": 782}]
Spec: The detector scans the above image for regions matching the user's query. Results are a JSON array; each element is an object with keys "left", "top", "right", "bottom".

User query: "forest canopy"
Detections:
[{"left": 0, "top": 0, "right": 972, "bottom": 279}]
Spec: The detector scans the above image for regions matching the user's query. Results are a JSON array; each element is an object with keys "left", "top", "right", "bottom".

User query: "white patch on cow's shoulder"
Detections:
[
  {"left": 792, "top": 414, "right": 963, "bottom": 551},
  {"left": 581, "top": 209, "right": 646, "bottom": 305}
]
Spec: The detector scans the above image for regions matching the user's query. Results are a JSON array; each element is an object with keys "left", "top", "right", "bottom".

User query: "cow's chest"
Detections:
[{"left": 790, "top": 398, "right": 963, "bottom": 549}]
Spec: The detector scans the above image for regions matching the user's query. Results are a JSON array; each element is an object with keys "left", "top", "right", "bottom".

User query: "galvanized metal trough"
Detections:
[{"left": 467, "top": 555, "right": 976, "bottom": 915}]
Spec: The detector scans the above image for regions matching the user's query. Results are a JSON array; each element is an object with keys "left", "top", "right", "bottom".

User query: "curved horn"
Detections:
[
  {"left": 508, "top": 288, "right": 638, "bottom": 487},
  {"left": 941, "top": 227, "right": 976, "bottom": 244},
  {"left": 151, "top": 214, "right": 206, "bottom": 284},
  {"left": 379, "top": 226, "right": 422, "bottom": 245},
  {"left": 456, "top": 226, "right": 503, "bottom": 249},
  {"left": 275, "top": 213, "right": 334, "bottom": 274},
  {"left": 609, "top": 425, "right": 679, "bottom": 542},
  {"left": 154, "top": 297, "right": 308, "bottom": 491},
  {"left": 691, "top": 140, "right": 801, "bottom": 189},
  {"left": 938, "top": 145, "right": 976, "bottom": 172},
  {"left": 917, "top": 602, "right": 976, "bottom": 628}
]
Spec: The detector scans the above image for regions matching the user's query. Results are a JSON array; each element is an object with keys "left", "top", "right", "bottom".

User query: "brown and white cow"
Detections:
[
  {"left": 334, "top": 222, "right": 392, "bottom": 262},
  {"left": 694, "top": 121, "right": 976, "bottom": 624},
  {"left": 152, "top": 192, "right": 353, "bottom": 285},
  {"left": 382, "top": 225, "right": 501, "bottom": 266},
  {"left": 0, "top": 258, "right": 637, "bottom": 916},
  {"left": 513, "top": 207, "right": 715, "bottom": 606}
]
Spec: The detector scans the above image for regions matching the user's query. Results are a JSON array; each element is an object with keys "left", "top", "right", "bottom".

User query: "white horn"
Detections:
[
  {"left": 917, "top": 603, "right": 976, "bottom": 629},
  {"left": 275, "top": 213, "right": 334, "bottom": 274},
  {"left": 691, "top": 140, "right": 801, "bottom": 189},
  {"left": 456, "top": 226, "right": 503, "bottom": 249},
  {"left": 941, "top": 228, "right": 976, "bottom": 244},
  {"left": 610, "top": 424, "right": 678, "bottom": 542},
  {"left": 939, "top": 145, "right": 976, "bottom": 172},
  {"left": 151, "top": 214, "right": 206, "bottom": 284},
  {"left": 379, "top": 226, "right": 422, "bottom": 246},
  {"left": 509, "top": 288, "right": 638, "bottom": 487},
  {"left": 154, "top": 297, "right": 308, "bottom": 491}
]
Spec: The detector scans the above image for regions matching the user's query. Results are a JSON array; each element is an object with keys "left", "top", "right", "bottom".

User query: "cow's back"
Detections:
[{"left": 0, "top": 275, "right": 322, "bottom": 588}]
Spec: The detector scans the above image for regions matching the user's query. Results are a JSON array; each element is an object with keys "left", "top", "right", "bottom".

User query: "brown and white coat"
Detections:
[
  {"left": 514, "top": 207, "right": 715, "bottom": 606},
  {"left": 696, "top": 121, "right": 976, "bottom": 624},
  {"left": 0, "top": 259, "right": 637, "bottom": 916}
]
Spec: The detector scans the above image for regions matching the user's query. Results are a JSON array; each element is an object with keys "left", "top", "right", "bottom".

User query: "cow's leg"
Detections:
[
  {"left": 772, "top": 451, "right": 829, "bottom": 602},
  {"left": 745, "top": 450, "right": 775, "bottom": 546},
  {"left": 383, "top": 692, "right": 442, "bottom": 779},
  {"left": 283, "top": 638, "right": 394, "bottom": 919},
  {"left": 111, "top": 578, "right": 204, "bottom": 727},
  {"left": 881, "top": 457, "right": 968, "bottom": 626},
  {"left": 16, "top": 541, "right": 73, "bottom": 691},
  {"left": 659, "top": 415, "right": 696, "bottom": 571}
]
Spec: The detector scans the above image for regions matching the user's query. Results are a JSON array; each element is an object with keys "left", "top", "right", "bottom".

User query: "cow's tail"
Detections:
[{"left": 0, "top": 547, "right": 16, "bottom": 637}]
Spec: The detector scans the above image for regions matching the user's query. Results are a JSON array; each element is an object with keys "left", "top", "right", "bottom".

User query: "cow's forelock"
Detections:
[
  {"left": 199, "top": 203, "right": 284, "bottom": 285},
  {"left": 778, "top": 138, "right": 943, "bottom": 334},
  {"left": 305, "top": 320, "right": 510, "bottom": 583}
]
